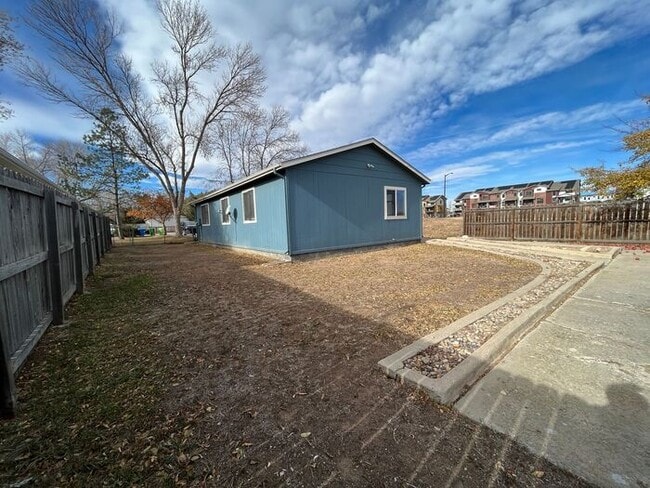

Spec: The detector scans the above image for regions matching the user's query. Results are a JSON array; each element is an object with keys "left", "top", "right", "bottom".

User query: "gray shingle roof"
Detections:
[{"left": 192, "top": 138, "right": 430, "bottom": 205}]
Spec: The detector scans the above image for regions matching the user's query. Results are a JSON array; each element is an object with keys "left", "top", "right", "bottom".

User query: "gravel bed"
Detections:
[{"left": 404, "top": 255, "right": 589, "bottom": 379}]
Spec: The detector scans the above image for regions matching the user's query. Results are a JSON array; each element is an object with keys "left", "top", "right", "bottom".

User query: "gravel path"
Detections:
[{"left": 404, "top": 255, "right": 589, "bottom": 379}]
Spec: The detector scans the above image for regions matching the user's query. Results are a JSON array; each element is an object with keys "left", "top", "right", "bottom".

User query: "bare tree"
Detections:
[
  {"left": 214, "top": 105, "right": 308, "bottom": 183},
  {"left": 213, "top": 109, "right": 262, "bottom": 182},
  {"left": 253, "top": 106, "right": 308, "bottom": 171},
  {"left": 20, "top": 0, "right": 265, "bottom": 234},
  {"left": 0, "top": 129, "right": 58, "bottom": 177},
  {"left": 0, "top": 11, "right": 22, "bottom": 120}
]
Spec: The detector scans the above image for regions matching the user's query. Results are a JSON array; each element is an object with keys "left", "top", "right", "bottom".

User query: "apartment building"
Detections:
[
  {"left": 422, "top": 194, "right": 447, "bottom": 217},
  {"left": 453, "top": 180, "right": 580, "bottom": 214}
]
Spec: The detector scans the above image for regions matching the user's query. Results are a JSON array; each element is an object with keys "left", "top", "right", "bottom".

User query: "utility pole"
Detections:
[{"left": 443, "top": 172, "right": 453, "bottom": 217}]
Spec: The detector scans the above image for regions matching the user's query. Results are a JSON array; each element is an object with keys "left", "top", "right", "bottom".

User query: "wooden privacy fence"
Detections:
[
  {"left": 1, "top": 166, "right": 112, "bottom": 416},
  {"left": 463, "top": 200, "right": 650, "bottom": 243}
]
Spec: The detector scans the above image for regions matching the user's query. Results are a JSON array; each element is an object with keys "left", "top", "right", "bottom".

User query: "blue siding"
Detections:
[
  {"left": 286, "top": 146, "right": 423, "bottom": 254},
  {"left": 198, "top": 176, "right": 288, "bottom": 254}
]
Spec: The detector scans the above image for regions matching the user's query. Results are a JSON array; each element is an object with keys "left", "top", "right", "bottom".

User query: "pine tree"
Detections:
[{"left": 83, "top": 108, "right": 147, "bottom": 238}]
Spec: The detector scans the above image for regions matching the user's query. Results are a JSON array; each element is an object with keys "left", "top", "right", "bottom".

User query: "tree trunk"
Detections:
[
  {"left": 172, "top": 203, "right": 182, "bottom": 237},
  {"left": 115, "top": 208, "right": 122, "bottom": 239},
  {"left": 114, "top": 175, "right": 123, "bottom": 239}
]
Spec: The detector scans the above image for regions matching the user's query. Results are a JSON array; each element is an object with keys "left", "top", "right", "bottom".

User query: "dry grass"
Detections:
[
  {"left": 255, "top": 243, "right": 538, "bottom": 339},
  {"left": 423, "top": 216, "right": 463, "bottom": 239},
  {"left": 112, "top": 235, "right": 193, "bottom": 246},
  {"left": 0, "top": 242, "right": 589, "bottom": 488}
]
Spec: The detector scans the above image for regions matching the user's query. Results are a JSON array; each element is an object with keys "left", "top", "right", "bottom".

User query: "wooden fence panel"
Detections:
[
  {"left": 56, "top": 197, "right": 76, "bottom": 305},
  {"left": 0, "top": 172, "right": 50, "bottom": 379},
  {"left": 463, "top": 200, "right": 650, "bottom": 243},
  {"left": 0, "top": 165, "right": 111, "bottom": 416},
  {"left": 80, "top": 208, "right": 89, "bottom": 278}
]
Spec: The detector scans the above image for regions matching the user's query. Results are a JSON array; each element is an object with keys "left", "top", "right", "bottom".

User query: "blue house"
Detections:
[{"left": 192, "top": 138, "right": 430, "bottom": 257}]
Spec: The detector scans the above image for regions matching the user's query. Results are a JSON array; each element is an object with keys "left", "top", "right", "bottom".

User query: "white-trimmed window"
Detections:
[
  {"left": 200, "top": 203, "right": 210, "bottom": 226},
  {"left": 220, "top": 197, "right": 230, "bottom": 225},
  {"left": 242, "top": 188, "right": 257, "bottom": 223},
  {"left": 384, "top": 186, "right": 407, "bottom": 219}
]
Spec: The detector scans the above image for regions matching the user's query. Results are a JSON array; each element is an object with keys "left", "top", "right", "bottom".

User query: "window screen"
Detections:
[{"left": 243, "top": 189, "right": 256, "bottom": 223}]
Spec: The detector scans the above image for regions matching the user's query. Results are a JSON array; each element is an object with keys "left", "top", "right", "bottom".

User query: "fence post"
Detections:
[
  {"left": 84, "top": 209, "right": 94, "bottom": 276},
  {"left": 102, "top": 217, "right": 106, "bottom": 254},
  {"left": 71, "top": 201, "right": 84, "bottom": 295},
  {"left": 510, "top": 209, "right": 516, "bottom": 240},
  {"left": 106, "top": 218, "right": 111, "bottom": 250},
  {"left": 44, "top": 189, "right": 64, "bottom": 325},
  {"left": 105, "top": 218, "right": 111, "bottom": 250},
  {"left": 97, "top": 215, "right": 106, "bottom": 256},
  {"left": 92, "top": 213, "right": 101, "bottom": 266},
  {"left": 0, "top": 331, "right": 16, "bottom": 418}
]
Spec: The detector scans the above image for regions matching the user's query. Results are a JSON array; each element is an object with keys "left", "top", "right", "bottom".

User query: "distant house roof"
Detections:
[
  {"left": 423, "top": 194, "right": 445, "bottom": 201},
  {"left": 474, "top": 180, "right": 554, "bottom": 192},
  {"left": 549, "top": 179, "right": 580, "bottom": 191},
  {"left": 457, "top": 180, "right": 580, "bottom": 198},
  {"left": 192, "top": 138, "right": 430, "bottom": 205},
  {"left": 454, "top": 191, "right": 473, "bottom": 200}
]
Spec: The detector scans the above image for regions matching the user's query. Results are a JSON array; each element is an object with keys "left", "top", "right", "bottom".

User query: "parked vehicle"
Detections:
[{"left": 182, "top": 221, "right": 197, "bottom": 236}]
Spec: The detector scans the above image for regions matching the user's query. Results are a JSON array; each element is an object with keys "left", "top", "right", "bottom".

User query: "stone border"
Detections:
[{"left": 378, "top": 250, "right": 608, "bottom": 405}]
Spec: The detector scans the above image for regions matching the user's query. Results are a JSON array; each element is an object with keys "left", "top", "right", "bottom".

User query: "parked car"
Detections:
[{"left": 182, "top": 221, "right": 197, "bottom": 236}]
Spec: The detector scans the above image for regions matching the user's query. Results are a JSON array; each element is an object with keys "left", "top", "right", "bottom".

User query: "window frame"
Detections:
[
  {"left": 200, "top": 203, "right": 210, "bottom": 226},
  {"left": 384, "top": 186, "right": 408, "bottom": 220},
  {"left": 242, "top": 188, "right": 257, "bottom": 224},
  {"left": 220, "top": 197, "right": 230, "bottom": 225}
]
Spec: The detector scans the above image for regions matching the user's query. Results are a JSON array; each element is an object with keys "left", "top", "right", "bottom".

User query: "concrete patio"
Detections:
[{"left": 456, "top": 250, "right": 650, "bottom": 487}]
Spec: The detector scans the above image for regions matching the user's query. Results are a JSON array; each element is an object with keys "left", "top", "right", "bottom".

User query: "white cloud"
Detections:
[
  {"left": 4, "top": 0, "right": 649, "bottom": 178},
  {"left": 408, "top": 100, "right": 641, "bottom": 163},
  {"left": 424, "top": 140, "right": 597, "bottom": 192},
  {"left": 0, "top": 97, "right": 92, "bottom": 141},
  {"left": 290, "top": 0, "right": 649, "bottom": 149},
  {"left": 429, "top": 163, "right": 498, "bottom": 183}
]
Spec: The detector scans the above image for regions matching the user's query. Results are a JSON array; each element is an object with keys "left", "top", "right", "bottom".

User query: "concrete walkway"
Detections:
[{"left": 456, "top": 251, "right": 650, "bottom": 488}]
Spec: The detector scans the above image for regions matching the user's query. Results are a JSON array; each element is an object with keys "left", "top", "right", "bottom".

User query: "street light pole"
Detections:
[{"left": 443, "top": 172, "right": 453, "bottom": 217}]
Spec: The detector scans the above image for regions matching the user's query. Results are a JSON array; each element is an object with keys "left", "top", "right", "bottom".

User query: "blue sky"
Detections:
[{"left": 0, "top": 0, "right": 648, "bottom": 200}]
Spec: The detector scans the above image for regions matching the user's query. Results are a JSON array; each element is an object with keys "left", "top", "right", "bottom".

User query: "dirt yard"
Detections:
[
  {"left": 0, "top": 241, "right": 591, "bottom": 487},
  {"left": 423, "top": 216, "right": 463, "bottom": 239}
]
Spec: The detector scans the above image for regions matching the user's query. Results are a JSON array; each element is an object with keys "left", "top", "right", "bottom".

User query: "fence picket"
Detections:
[{"left": 463, "top": 201, "right": 650, "bottom": 243}]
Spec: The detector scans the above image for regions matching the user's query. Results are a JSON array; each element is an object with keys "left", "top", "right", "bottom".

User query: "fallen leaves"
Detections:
[
  {"left": 0, "top": 236, "right": 584, "bottom": 488},
  {"left": 255, "top": 242, "right": 539, "bottom": 340}
]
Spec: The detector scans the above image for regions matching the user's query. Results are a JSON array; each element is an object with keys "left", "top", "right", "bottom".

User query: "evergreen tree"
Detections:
[
  {"left": 83, "top": 108, "right": 147, "bottom": 238},
  {"left": 52, "top": 141, "right": 105, "bottom": 201}
]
